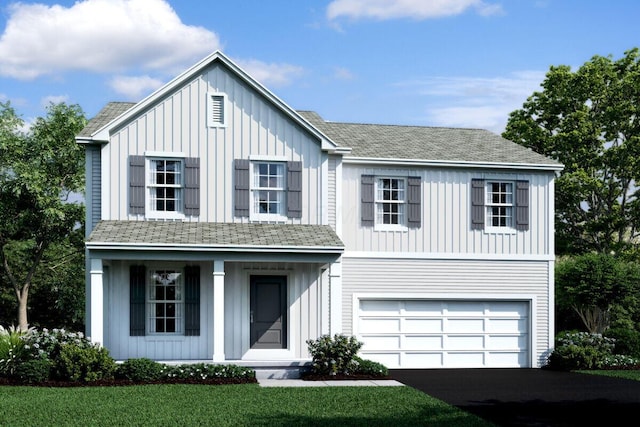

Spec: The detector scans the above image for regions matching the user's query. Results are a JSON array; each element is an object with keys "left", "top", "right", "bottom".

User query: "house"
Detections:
[{"left": 76, "top": 51, "right": 563, "bottom": 370}]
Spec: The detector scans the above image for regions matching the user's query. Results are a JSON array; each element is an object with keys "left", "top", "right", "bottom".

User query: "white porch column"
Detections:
[
  {"left": 89, "top": 258, "right": 104, "bottom": 346},
  {"left": 212, "top": 260, "right": 225, "bottom": 362},
  {"left": 329, "top": 258, "right": 343, "bottom": 334}
]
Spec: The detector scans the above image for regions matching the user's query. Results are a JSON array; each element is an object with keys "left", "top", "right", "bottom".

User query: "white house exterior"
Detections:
[{"left": 77, "top": 51, "right": 562, "bottom": 369}]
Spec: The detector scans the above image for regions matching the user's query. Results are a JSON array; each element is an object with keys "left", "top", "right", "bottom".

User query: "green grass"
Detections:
[
  {"left": 577, "top": 369, "right": 640, "bottom": 381},
  {"left": 0, "top": 383, "right": 494, "bottom": 427}
]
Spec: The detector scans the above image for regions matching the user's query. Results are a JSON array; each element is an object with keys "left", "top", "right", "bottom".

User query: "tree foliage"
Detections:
[
  {"left": 555, "top": 253, "right": 640, "bottom": 334},
  {"left": 503, "top": 48, "right": 640, "bottom": 254},
  {"left": 0, "top": 101, "right": 87, "bottom": 330}
]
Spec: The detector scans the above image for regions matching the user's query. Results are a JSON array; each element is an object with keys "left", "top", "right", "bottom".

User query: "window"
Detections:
[
  {"left": 471, "top": 178, "right": 528, "bottom": 232},
  {"left": 129, "top": 155, "right": 199, "bottom": 218},
  {"left": 252, "top": 162, "right": 286, "bottom": 220},
  {"left": 149, "top": 159, "right": 183, "bottom": 216},
  {"left": 361, "top": 174, "right": 421, "bottom": 228},
  {"left": 149, "top": 269, "right": 183, "bottom": 334},
  {"left": 207, "top": 92, "right": 227, "bottom": 127},
  {"left": 486, "top": 181, "right": 513, "bottom": 228},
  {"left": 376, "top": 177, "right": 406, "bottom": 226}
]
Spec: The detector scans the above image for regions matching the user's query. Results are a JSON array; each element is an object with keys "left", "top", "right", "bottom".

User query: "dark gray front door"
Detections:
[{"left": 250, "top": 275, "right": 287, "bottom": 349}]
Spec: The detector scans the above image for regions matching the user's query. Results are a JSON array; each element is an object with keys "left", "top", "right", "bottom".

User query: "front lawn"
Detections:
[
  {"left": 578, "top": 369, "right": 640, "bottom": 382},
  {"left": 0, "top": 383, "right": 494, "bottom": 427}
]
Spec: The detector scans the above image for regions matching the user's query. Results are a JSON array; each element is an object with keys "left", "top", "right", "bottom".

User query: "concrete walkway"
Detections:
[{"left": 258, "top": 379, "right": 404, "bottom": 387}]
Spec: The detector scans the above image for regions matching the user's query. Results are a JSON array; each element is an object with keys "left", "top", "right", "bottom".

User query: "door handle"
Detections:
[{"left": 250, "top": 310, "right": 254, "bottom": 324}]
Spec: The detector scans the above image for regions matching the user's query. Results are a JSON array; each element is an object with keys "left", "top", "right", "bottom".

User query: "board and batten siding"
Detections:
[
  {"left": 104, "top": 261, "right": 212, "bottom": 360},
  {"left": 104, "top": 62, "right": 326, "bottom": 225},
  {"left": 341, "top": 165, "right": 554, "bottom": 256},
  {"left": 223, "top": 262, "right": 324, "bottom": 360},
  {"left": 342, "top": 257, "right": 551, "bottom": 367}
]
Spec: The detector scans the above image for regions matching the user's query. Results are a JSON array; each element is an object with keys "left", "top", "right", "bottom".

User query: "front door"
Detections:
[{"left": 250, "top": 275, "right": 287, "bottom": 349}]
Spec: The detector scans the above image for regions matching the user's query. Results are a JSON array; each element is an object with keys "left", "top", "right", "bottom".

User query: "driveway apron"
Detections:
[{"left": 390, "top": 368, "right": 640, "bottom": 427}]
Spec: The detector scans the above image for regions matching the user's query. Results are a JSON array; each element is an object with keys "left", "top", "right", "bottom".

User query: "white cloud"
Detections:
[
  {"left": 40, "top": 95, "right": 70, "bottom": 108},
  {"left": 327, "top": 0, "right": 503, "bottom": 21},
  {"left": 333, "top": 67, "right": 355, "bottom": 80},
  {"left": 235, "top": 59, "right": 304, "bottom": 88},
  {"left": 402, "top": 71, "right": 544, "bottom": 133},
  {"left": 109, "top": 75, "right": 164, "bottom": 100},
  {"left": 0, "top": 0, "right": 221, "bottom": 80}
]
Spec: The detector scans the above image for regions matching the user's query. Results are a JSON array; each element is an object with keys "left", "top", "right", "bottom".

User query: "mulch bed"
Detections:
[
  {"left": 300, "top": 373, "right": 392, "bottom": 381},
  {"left": 0, "top": 377, "right": 257, "bottom": 387}
]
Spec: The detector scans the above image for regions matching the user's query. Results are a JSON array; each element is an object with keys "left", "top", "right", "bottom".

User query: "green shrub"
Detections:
[
  {"left": 56, "top": 341, "right": 116, "bottom": 382},
  {"left": 13, "top": 358, "right": 52, "bottom": 384},
  {"left": 161, "top": 363, "right": 256, "bottom": 381},
  {"left": 0, "top": 325, "right": 31, "bottom": 377},
  {"left": 353, "top": 357, "right": 388, "bottom": 377},
  {"left": 306, "top": 334, "right": 363, "bottom": 376},
  {"left": 116, "top": 358, "right": 164, "bottom": 382},
  {"left": 606, "top": 327, "right": 640, "bottom": 359},
  {"left": 546, "top": 330, "right": 627, "bottom": 370}
]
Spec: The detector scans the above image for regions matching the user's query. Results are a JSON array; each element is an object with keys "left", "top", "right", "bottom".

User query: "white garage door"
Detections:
[{"left": 357, "top": 299, "right": 529, "bottom": 369}]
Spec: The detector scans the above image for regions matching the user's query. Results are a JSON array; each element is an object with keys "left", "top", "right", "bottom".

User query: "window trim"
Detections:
[
  {"left": 207, "top": 92, "right": 228, "bottom": 128},
  {"left": 145, "top": 156, "right": 186, "bottom": 220},
  {"left": 250, "top": 160, "right": 288, "bottom": 222},
  {"left": 484, "top": 180, "right": 517, "bottom": 234},
  {"left": 147, "top": 267, "right": 184, "bottom": 336},
  {"left": 374, "top": 176, "right": 408, "bottom": 231}
]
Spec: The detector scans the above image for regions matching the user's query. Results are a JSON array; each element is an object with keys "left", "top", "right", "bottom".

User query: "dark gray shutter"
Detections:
[
  {"left": 129, "top": 155, "right": 145, "bottom": 215},
  {"left": 361, "top": 175, "right": 374, "bottom": 226},
  {"left": 184, "top": 265, "right": 200, "bottom": 336},
  {"left": 515, "top": 180, "right": 530, "bottom": 231},
  {"left": 287, "top": 161, "right": 302, "bottom": 218},
  {"left": 87, "top": 145, "right": 101, "bottom": 233},
  {"left": 130, "top": 265, "right": 146, "bottom": 336},
  {"left": 234, "top": 159, "right": 250, "bottom": 217},
  {"left": 184, "top": 157, "right": 200, "bottom": 216},
  {"left": 407, "top": 177, "right": 421, "bottom": 228},
  {"left": 471, "top": 179, "right": 485, "bottom": 230}
]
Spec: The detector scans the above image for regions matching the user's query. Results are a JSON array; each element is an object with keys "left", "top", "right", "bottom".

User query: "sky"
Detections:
[{"left": 0, "top": 0, "right": 639, "bottom": 135}]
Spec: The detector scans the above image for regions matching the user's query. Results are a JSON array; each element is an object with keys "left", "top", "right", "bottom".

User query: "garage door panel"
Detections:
[
  {"left": 404, "top": 352, "right": 443, "bottom": 368},
  {"left": 487, "top": 318, "right": 527, "bottom": 333},
  {"left": 404, "top": 318, "right": 442, "bottom": 332},
  {"left": 403, "top": 300, "right": 443, "bottom": 314},
  {"left": 360, "top": 299, "right": 401, "bottom": 315},
  {"left": 487, "top": 335, "right": 527, "bottom": 349},
  {"left": 404, "top": 335, "right": 443, "bottom": 350},
  {"left": 447, "top": 352, "right": 485, "bottom": 367},
  {"left": 447, "top": 318, "right": 485, "bottom": 332},
  {"left": 447, "top": 335, "right": 485, "bottom": 350},
  {"left": 446, "top": 302, "right": 486, "bottom": 315},
  {"left": 358, "top": 299, "right": 530, "bottom": 369},
  {"left": 360, "top": 318, "right": 400, "bottom": 333},
  {"left": 362, "top": 335, "right": 401, "bottom": 350}
]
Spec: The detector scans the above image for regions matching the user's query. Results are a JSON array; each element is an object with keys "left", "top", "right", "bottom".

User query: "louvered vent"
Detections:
[{"left": 208, "top": 93, "right": 226, "bottom": 127}]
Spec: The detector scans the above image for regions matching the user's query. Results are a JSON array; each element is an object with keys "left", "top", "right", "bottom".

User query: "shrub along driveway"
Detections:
[{"left": 390, "top": 368, "right": 640, "bottom": 427}]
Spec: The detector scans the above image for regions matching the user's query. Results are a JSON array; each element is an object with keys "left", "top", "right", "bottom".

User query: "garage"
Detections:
[{"left": 356, "top": 299, "right": 530, "bottom": 369}]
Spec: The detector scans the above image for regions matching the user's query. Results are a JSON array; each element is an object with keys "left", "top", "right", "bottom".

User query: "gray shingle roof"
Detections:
[
  {"left": 298, "top": 111, "right": 561, "bottom": 167},
  {"left": 87, "top": 221, "right": 344, "bottom": 250},
  {"left": 77, "top": 102, "right": 136, "bottom": 138}
]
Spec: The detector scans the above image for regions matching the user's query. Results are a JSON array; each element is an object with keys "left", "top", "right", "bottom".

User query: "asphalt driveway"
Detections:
[{"left": 390, "top": 368, "right": 640, "bottom": 427}]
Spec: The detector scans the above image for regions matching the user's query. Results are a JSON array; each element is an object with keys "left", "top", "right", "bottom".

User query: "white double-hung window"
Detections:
[
  {"left": 486, "top": 181, "right": 514, "bottom": 228},
  {"left": 148, "top": 269, "right": 183, "bottom": 334},
  {"left": 376, "top": 177, "right": 406, "bottom": 227},
  {"left": 148, "top": 158, "right": 183, "bottom": 219},
  {"left": 252, "top": 161, "right": 286, "bottom": 221}
]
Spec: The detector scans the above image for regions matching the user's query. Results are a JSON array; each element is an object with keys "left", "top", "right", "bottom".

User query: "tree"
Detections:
[
  {"left": 555, "top": 253, "right": 640, "bottom": 334},
  {"left": 0, "top": 101, "right": 86, "bottom": 330},
  {"left": 503, "top": 48, "right": 640, "bottom": 254}
]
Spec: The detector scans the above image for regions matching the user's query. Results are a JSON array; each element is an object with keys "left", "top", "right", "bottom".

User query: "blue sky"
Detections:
[{"left": 0, "top": 0, "right": 639, "bottom": 134}]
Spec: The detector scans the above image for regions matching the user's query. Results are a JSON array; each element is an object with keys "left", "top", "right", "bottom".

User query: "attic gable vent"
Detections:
[{"left": 207, "top": 92, "right": 227, "bottom": 127}]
